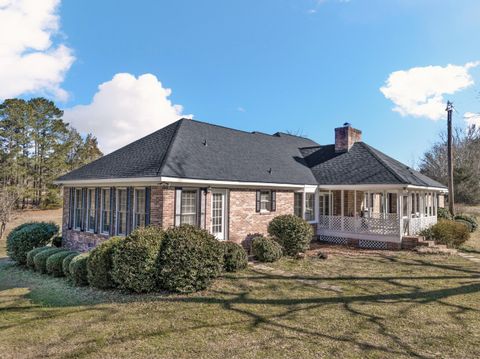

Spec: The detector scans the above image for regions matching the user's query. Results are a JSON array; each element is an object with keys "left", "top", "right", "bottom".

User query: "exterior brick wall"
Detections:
[{"left": 228, "top": 189, "right": 294, "bottom": 244}]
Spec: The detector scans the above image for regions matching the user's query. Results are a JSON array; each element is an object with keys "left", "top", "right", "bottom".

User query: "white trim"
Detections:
[
  {"left": 318, "top": 229, "right": 400, "bottom": 243},
  {"left": 54, "top": 177, "right": 162, "bottom": 186}
]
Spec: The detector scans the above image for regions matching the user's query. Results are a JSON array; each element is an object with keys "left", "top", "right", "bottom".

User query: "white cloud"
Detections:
[
  {"left": 0, "top": 0, "right": 74, "bottom": 101},
  {"left": 380, "top": 62, "right": 479, "bottom": 121},
  {"left": 64, "top": 73, "right": 191, "bottom": 154},
  {"left": 464, "top": 112, "right": 480, "bottom": 128}
]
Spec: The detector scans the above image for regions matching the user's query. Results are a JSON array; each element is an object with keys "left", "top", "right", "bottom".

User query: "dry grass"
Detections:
[{"left": 1, "top": 210, "right": 480, "bottom": 358}]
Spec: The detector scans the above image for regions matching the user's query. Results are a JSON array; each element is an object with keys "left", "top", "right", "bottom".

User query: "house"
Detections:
[{"left": 55, "top": 119, "right": 447, "bottom": 251}]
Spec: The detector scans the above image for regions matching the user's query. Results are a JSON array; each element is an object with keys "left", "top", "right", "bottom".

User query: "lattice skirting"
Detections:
[
  {"left": 318, "top": 235, "right": 348, "bottom": 245},
  {"left": 358, "top": 239, "right": 388, "bottom": 249}
]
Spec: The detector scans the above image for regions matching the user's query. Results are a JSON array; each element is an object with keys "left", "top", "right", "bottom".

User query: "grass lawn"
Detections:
[{"left": 1, "top": 211, "right": 480, "bottom": 358}]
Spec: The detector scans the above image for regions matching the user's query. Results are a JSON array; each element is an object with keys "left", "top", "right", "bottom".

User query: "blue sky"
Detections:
[{"left": 2, "top": 0, "right": 480, "bottom": 164}]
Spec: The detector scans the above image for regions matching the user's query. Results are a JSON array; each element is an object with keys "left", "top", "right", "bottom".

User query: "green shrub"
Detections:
[
  {"left": 69, "top": 253, "right": 90, "bottom": 286},
  {"left": 63, "top": 252, "right": 79, "bottom": 278},
  {"left": 429, "top": 220, "right": 470, "bottom": 248},
  {"left": 26, "top": 246, "right": 50, "bottom": 269},
  {"left": 111, "top": 226, "right": 164, "bottom": 293},
  {"left": 157, "top": 225, "right": 224, "bottom": 293},
  {"left": 46, "top": 251, "right": 74, "bottom": 277},
  {"left": 6, "top": 222, "right": 58, "bottom": 265},
  {"left": 222, "top": 241, "right": 248, "bottom": 272},
  {"left": 454, "top": 214, "right": 478, "bottom": 232},
  {"left": 268, "top": 215, "right": 313, "bottom": 256},
  {"left": 52, "top": 236, "right": 63, "bottom": 247},
  {"left": 251, "top": 235, "right": 283, "bottom": 262},
  {"left": 88, "top": 237, "right": 124, "bottom": 289},
  {"left": 419, "top": 226, "right": 434, "bottom": 241},
  {"left": 437, "top": 207, "right": 453, "bottom": 220},
  {"left": 455, "top": 219, "right": 473, "bottom": 232},
  {"left": 33, "top": 248, "right": 65, "bottom": 273}
]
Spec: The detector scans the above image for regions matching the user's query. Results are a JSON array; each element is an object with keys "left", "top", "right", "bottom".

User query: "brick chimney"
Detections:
[{"left": 335, "top": 123, "right": 362, "bottom": 152}]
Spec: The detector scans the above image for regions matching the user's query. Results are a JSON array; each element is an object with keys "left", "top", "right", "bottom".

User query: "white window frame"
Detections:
[
  {"left": 180, "top": 189, "right": 198, "bottom": 225},
  {"left": 86, "top": 188, "right": 96, "bottom": 233},
  {"left": 116, "top": 188, "right": 128, "bottom": 236},
  {"left": 305, "top": 192, "right": 316, "bottom": 222},
  {"left": 100, "top": 188, "right": 111, "bottom": 235},
  {"left": 259, "top": 190, "right": 271, "bottom": 213},
  {"left": 294, "top": 192, "right": 303, "bottom": 218},
  {"left": 133, "top": 187, "right": 146, "bottom": 230},
  {"left": 73, "top": 188, "right": 83, "bottom": 230}
]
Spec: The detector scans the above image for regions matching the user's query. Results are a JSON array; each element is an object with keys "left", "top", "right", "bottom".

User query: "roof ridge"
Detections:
[
  {"left": 156, "top": 118, "right": 184, "bottom": 176},
  {"left": 358, "top": 142, "right": 408, "bottom": 184}
]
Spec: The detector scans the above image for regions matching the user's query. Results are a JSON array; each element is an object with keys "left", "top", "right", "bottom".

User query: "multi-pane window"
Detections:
[
  {"left": 101, "top": 189, "right": 111, "bottom": 234},
  {"left": 305, "top": 193, "right": 315, "bottom": 221},
  {"left": 180, "top": 190, "right": 197, "bottom": 225},
  {"left": 294, "top": 193, "right": 303, "bottom": 217},
  {"left": 87, "top": 189, "right": 96, "bottom": 232},
  {"left": 212, "top": 193, "right": 223, "bottom": 234},
  {"left": 117, "top": 189, "right": 127, "bottom": 235},
  {"left": 260, "top": 190, "right": 271, "bottom": 212},
  {"left": 74, "top": 189, "right": 83, "bottom": 230},
  {"left": 134, "top": 188, "right": 146, "bottom": 229}
]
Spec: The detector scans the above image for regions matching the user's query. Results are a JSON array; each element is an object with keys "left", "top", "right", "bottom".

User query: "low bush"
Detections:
[
  {"left": 251, "top": 235, "right": 283, "bottom": 263},
  {"left": 69, "top": 253, "right": 90, "bottom": 286},
  {"left": 33, "top": 248, "right": 65, "bottom": 273},
  {"left": 63, "top": 252, "right": 79, "bottom": 278},
  {"left": 52, "top": 236, "right": 63, "bottom": 247},
  {"left": 437, "top": 207, "right": 453, "bottom": 220},
  {"left": 455, "top": 219, "right": 473, "bottom": 233},
  {"left": 268, "top": 215, "right": 313, "bottom": 256},
  {"left": 6, "top": 222, "right": 58, "bottom": 265},
  {"left": 454, "top": 214, "right": 478, "bottom": 232},
  {"left": 222, "top": 241, "right": 248, "bottom": 272},
  {"left": 111, "top": 226, "right": 164, "bottom": 293},
  {"left": 26, "top": 246, "right": 50, "bottom": 269},
  {"left": 428, "top": 220, "right": 470, "bottom": 248},
  {"left": 46, "top": 251, "right": 74, "bottom": 277},
  {"left": 88, "top": 237, "right": 124, "bottom": 289},
  {"left": 157, "top": 225, "right": 224, "bottom": 293},
  {"left": 242, "top": 233, "right": 263, "bottom": 254}
]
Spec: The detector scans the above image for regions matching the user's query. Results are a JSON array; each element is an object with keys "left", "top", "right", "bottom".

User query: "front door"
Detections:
[{"left": 211, "top": 190, "right": 227, "bottom": 240}]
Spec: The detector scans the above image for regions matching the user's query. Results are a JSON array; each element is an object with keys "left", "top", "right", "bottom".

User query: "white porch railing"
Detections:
[
  {"left": 318, "top": 214, "right": 400, "bottom": 236},
  {"left": 408, "top": 216, "right": 437, "bottom": 235}
]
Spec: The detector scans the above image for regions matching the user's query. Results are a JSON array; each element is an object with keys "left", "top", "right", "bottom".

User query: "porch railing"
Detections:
[
  {"left": 408, "top": 216, "right": 437, "bottom": 235},
  {"left": 318, "top": 214, "right": 400, "bottom": 236}
]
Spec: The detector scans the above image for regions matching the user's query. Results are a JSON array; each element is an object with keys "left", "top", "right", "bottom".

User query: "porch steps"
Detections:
[{"left": 401, "top": 236, "right": 435, "bottom": 250}]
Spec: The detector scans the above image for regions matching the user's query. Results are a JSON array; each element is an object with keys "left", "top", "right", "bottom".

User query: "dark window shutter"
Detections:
[
  {"left": 110, "top": 187, "right": 115, "bottom": 236},
  {"left": 94, "top": 188, "right": 100, "bottom": 233},
  {"left": 255, "top": 190, "right": 261, "bottom": 213},
  {"left": 81, "top": 188, "right": 87, "bottom": 231},
  {"left": 271, "top": 191, "right": 276, "bottom": 212},
  {"left": 68, "top": 188, "right": 74, "bottom": 230},
  {"left": 145, "top": 187, "right": 151, "bottom": 226},
  {"left": 174, "top": 188, "right": 182, "bottom": 226}
]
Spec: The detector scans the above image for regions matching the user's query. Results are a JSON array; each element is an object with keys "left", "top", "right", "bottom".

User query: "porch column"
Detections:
[
  {"left": 398, "top": 190, "right": 403, "bottom": 240},
  {"left": 328, "top": 190, "right": 332, "bottom": 230},
  {"left": 341, "top": 189, "right": 344, "bottom": 231},
  {"left": 302, "top": 186, "right": 306, "bottom": 219},
  {"left": 354, "top": 190, "right": 357, "bottom": 232}
]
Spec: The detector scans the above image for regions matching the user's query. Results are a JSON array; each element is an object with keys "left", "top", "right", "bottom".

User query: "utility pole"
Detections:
[{"left": 446, "top": 101, "right": 455, "bottom": 216}]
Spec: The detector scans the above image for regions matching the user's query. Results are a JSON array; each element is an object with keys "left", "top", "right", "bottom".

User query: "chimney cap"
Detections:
[{"left": 343, "top": 122, "right": 351, "bottom": 127}]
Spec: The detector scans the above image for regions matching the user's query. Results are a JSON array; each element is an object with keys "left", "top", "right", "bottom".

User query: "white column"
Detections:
[{"left": 341, "top": 189, "right": 344, "bottom": 231}]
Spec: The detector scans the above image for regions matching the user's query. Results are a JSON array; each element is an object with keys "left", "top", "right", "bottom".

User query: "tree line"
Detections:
[
  {"left": 0, "top": 98, "right": 102, "bottom": 209},
  {"left": 420, "top": 125, "right": 480, "bottom": 205}
]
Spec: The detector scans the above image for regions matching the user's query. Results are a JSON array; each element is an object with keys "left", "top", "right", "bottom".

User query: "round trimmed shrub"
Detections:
[
  {"left": 26, "top": 246, "right": 50, "bottom": 269},
  {"left": 437, "top": 207, "right": 453, "bottom": 220},
  {"left": 6, "top": 222, "right": 59, "bottom": 265},
  {"left": 87, "top": 236, "right": 124, "bottom": 289},
  {"left": 46, "top": 251, "right": 74, "bottom": 277},
  {"left": 69, "top": 253, "right": 90, "bottom": 286},
  {"left": 111, "top": 226, "right": 164, "bottom": 293},
  {"left": 63, "top": 252, "right": 79, "bottom": 278},
  {"left": 251, "top": 236, "right": 283, "bottom": 262},
  {"left": 222, "top": 241, "right": 248, "bottom": 272},
  {"left": 268, "top": 215, "right": 313, "bottom": 256},
  {"left": 454, "top": 214, "right": 478, "bottom": 232},
  {"left": 33, "top": 248, "right": 65, "bottom": 273},
  {"left": 429, "top": 220, "right": 470, "bottom": 248},
  {"left": 157, "top": 225, "right": 224, "bottom": 293}
]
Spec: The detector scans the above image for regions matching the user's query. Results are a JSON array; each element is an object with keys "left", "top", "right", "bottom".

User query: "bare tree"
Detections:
[{"left": 0, "top": 187, "right": 21, "bottom": 239}]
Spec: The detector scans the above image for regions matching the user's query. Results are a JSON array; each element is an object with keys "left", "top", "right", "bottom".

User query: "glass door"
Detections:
[{"left": 211, "top": 190, "right": 226, "bottom": 240}]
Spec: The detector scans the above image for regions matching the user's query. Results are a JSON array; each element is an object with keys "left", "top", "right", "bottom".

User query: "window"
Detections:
[
  {"left": 101, "top": 189, "right": 111, "bottom": 234},
  {"left": 117, "top": 189, "right": 127, "bottom": 235},
  {"left": 294, "top": 193, "right": 303, "bottom": 217},
  {"left": 181, "top": 190, "right": 197, "bottom": 225},
  {"left": 260, "top": 190, "right": 271, "bottom": 212},
  {"left": 74, "top": 189, "right": 83, "bottom": 230},
  {"left": 134, "top": 188, "right": 146, "bottom": 229},
  {"left": 305, "top": 193, "right": 315, "bottom": 221},
  {"left": 86, "top": 189, "right": 96, "bottom": 232}
]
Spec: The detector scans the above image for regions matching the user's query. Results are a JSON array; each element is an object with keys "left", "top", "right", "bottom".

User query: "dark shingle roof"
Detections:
[
  {"left": 301, "top": 142, "right": 446, "bottom": 188},
  {"left": 57, "top": 118, "right": 446, "bottom": 189}
]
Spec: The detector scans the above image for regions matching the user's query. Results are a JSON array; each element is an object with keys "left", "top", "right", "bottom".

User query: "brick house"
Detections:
[{"left": 55, "top": 119, "right": 447, "bottom": 251}]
